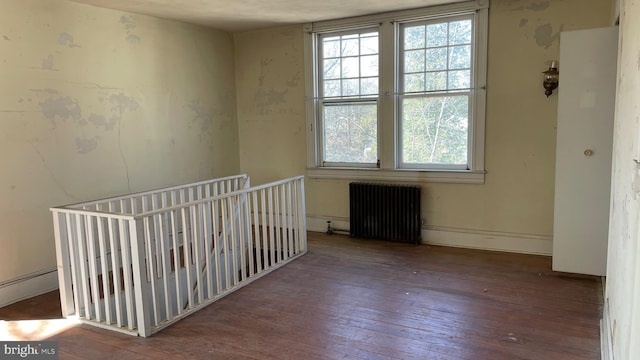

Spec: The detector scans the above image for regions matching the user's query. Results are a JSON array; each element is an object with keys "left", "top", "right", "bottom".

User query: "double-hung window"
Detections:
[
  {"left": 319, "top": 30, "right": 379, "bottom": 167},
  {"left": 305, "top": 0, "right": 488, "bottom": 183}
]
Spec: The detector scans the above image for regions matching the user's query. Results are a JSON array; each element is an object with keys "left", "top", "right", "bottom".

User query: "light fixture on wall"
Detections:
[{"left": 542, "top": 61, "right": 559, "bottom": 97}]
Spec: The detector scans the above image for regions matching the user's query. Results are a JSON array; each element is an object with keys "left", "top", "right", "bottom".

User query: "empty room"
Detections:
[{"left": 1, "top": 0, "right": 639, "bottom": 359}]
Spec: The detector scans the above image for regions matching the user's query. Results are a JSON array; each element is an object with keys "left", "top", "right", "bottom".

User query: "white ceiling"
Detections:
[{"left": 70, "top": 0, "right": 464, "bottom": 32}]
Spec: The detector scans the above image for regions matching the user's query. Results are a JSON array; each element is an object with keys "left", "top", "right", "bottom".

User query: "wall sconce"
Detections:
[{"left": 542, "top": 61, "right": 559, "bottom": 97}]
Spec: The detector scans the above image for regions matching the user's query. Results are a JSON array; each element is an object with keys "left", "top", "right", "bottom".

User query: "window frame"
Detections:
[
  {"left": 317, "top": 28, "right": 381, "bottom": 168},
  {"left": 304, "top": 0, "right": 489, "bottom": 184}
]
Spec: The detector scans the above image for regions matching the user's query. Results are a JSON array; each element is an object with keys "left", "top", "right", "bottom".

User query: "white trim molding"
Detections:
[
  {"left": 307, "top": 168, "right": 486, "bottom": 184},
  {"left": 0, "top": 268, "right": 59, "bottom": 308},
  {"left": 307, "top": 215, "right": 552, "bottom": 255},
  {"left": 601, "top": 297, "right": 614, "bottom": 360},
  {"left": 423, "top": 226, "right": 552, "bottom": 255}
]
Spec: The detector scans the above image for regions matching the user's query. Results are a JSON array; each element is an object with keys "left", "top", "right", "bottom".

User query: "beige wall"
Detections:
[
  {"left": 606, "top": 0, "right": 640, "bottom": 357},
  {"left": 234, "top": 0, "right": 612, "bottom": 241},
  {"left": 234, "top": 27, "right": 306, "bottom": 185},
  {"left": 0, "top": 0, "right": 239, "bottom": 294}
]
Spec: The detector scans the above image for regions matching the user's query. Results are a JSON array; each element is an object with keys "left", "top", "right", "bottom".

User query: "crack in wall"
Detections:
[
  {"left": 110, "top": 93, "right": 139, "bottom": 193},
  {"left": 27, "top": 140, "right": 77, "bottom": 200},
  {"left": 117, "top": 106, "right": 132, "bottom": 193},
  {"left": 62, "top": 81, "right": 124, "bottom": 90}
]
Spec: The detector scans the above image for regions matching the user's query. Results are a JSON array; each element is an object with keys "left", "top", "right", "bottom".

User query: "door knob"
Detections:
[{"left": 584, "top": 149, "right": 593, "bottom": 156}]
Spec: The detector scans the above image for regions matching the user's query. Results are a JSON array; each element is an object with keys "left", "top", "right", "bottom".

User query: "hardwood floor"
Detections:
[{"left": 0, "top": 232, "right": 602, "bottom": 359}]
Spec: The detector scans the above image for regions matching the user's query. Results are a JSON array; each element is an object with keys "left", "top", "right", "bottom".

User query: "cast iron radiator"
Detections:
[{"left": 349, "top": 182, "right": 421, "bottom": 244}]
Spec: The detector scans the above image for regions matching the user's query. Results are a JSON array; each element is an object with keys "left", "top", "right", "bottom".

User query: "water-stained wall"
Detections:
[
  {"left": 233, "top": 0, "right": 612, "bottom": 248},
  {"left": 0, "top": 0, "right": 239, "bottom": 300}
]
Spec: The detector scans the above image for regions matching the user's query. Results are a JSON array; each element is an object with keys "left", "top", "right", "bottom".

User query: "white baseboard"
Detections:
[
  {"left": 307, "top": 216, "right": 553, "bottom": 256},
  {"left": 0, "top": 269, "right": 59, "bottom": 308},
  {"left": 423, "top": 226, "right": 552, "bottom": 255}
]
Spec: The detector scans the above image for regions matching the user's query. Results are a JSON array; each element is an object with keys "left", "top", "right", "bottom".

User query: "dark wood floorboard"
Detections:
[{"left": 0, "top": 232, "right": 602, "bottom": 359}]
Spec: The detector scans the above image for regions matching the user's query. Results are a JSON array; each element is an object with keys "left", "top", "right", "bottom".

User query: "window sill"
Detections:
[{"left": 306, "top": 168, "right": 486, "bottom": 184}]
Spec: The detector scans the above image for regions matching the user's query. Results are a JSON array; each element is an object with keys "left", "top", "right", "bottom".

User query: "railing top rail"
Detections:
[
  {"left": 135, "top": 175, "right": 305, "bottom": 219},
  {"left": 50, "top": 174, "right": 249, "bottom": 211},
  {"left": 50, "top": 207, "right": 136, "bottom": 220}
]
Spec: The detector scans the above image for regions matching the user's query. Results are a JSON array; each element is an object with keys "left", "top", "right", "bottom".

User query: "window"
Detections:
[
  {"left": 319, "top": 30, "right": 379, "bottom": 166},
  {"left": 304, "top": 1, "right": 488, "bottom": 183},
  {"left": 399, "top": 17, "right": 472, "bottom": 170}
]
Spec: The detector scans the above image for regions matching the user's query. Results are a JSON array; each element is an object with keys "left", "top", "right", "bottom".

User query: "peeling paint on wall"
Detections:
[
  {"left": 286, "top": 72, "right": 301, "bottom": 87},
  {"left": 120, "top": 15, "right": 136, "bottom": 30},
  {"left": 58, "top": 32, "right": 80, "bottom": 48},
  {"left": 88, "top": 113, "right": 115, "bottom": 130},
  {"left": 30, "top": 88, "right": 59, "bottom": 95},
  {"left": 187, "top": 100, "right": 212, "bottom": 130},
  {"left": 1, "top": 0, "right": 240, "bottom": 304},
  {"left": 75, "top": 137, "right": 98, "bottom": 154},
  {"left": 41, "top": 54, "right": 57, "bottom": 71},
  {"left": 109, "top": 93, "right": 139, "bottom": 113},
  {"left": 120, "top": 15, "right": 140, "bottom": 44},
  {"left": 508, "top": 0, "right": 550, "bottom": 12},
  {"left": 254, "top": 88, "right": 288, "bottom": 115},
  {"left": 534, "top": 24, "right": 563, "bottom": 49},
  {"left": 126, "top": 34, "right": 140, "bottom": 44},
  {"left": 527, "top": 1, "right": 550, "bottom": 11},
  {"left": 258, "top": 58, "right": 273, "bottom": 87},
  {"left": 39, "top": 96, "right": 82, "bottom": 124},
  {"left": 187, "top": 100, "right": 217, "bottom": 144}
]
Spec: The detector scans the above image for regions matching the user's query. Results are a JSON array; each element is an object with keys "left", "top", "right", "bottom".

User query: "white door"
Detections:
[{"left": 552, "top": 27, "right": 618, "bottom": 276}]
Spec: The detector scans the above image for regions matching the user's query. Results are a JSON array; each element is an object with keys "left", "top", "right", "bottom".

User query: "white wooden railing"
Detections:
[{"left": 50, "top": 175, "right": 306, "bottom": 337}]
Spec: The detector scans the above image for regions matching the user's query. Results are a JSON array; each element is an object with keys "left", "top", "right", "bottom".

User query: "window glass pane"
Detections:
[
  {"left": 323, "top": 37, "right": 340, "bottom": 58},
  {"left": 404, "top": 50, "right": 425, "bottom": 73},
  {"left": 361, "top": 77, "right": 378, "bottom": 95},
  {"left": 342, "top": 79, "right": 360, "bottom": 96},
  {"left": 404, "top": 25, "right": 425, "bottom": 49},
  {"left": 342, "top": 38, "right": 359, "bottom": 56},
  {"left": 449, "top": 20, "right": 472, "bottom": 45},
  {"left": 401, "top": 18, "right": 472, "bottom": 94},
  {"left": 361, "top": 35, "right": 378, "bottom": 55},
  {"left": 323, "top": 103, "right": 378, "bottom": 163},
  {"left": 425, "top": 48, "right": 447, "bottom": 71},
  {"left": 426, "top": 23, "right": 448, "bottom": 47},
  {"left": 324, "top": 80, "right": 341, "bottom": 97},
  {"left": 319, "top": 30, "right": 379, "bottom": 99},
  {"left": 425, "top": 71, "right": 447, "bottom": 91},
  {"left": 401, "top": 95, "right": 468, "bottom": 165},
  {"left": 323, "top": 58, "right": 340, "bottom": 79},
  {"left": 342, "top": 57, "right": 359, "bottom": 77},
  {"left": 405, "top": 74, "right": 425, "bottom": 92},
  {"left": 361, "top": 55, "right": 378, "bottom": 77},
  {"left": 447, "top": 70, "right": 470, "bottom": 89},
  {"left": 449, "top": 45, "right": 470, "bottom": 70}
]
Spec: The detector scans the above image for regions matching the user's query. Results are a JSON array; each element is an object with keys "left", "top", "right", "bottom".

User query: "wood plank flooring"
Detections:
[{"left": 0, "top": 232, "right": 602, "bottom": 359}]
